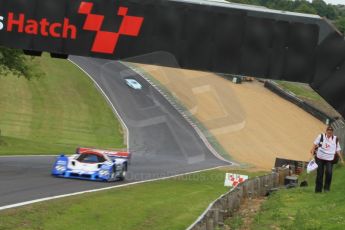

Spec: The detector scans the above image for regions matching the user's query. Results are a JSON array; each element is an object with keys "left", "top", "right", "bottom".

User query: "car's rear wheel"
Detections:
[{"left": 118, "top": 163, "right": 127, "bottom": 181}]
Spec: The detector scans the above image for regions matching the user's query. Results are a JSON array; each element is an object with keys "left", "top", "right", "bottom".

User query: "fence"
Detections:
[{"left": 187, "top": 168, "right": 289, "bottom": 230}]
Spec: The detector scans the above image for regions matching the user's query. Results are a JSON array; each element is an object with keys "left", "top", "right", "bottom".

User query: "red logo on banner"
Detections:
[
  {"left": 224, "top": 173, "right": 248, "bottom": 187},
  {"left": 78, "top": 2, "right": 144, "bottom": 54},
  {"left": 229, "top": 174, "right": 245, "bottom": 187}
]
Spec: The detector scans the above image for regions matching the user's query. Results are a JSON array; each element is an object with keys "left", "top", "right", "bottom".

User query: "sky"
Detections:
[{"left": 316, "top": 0, "right": 344, "bottom": 5}]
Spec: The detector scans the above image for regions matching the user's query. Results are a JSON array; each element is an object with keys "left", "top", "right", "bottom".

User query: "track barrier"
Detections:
[{"left": 187, "top": 168, "right": 289, "bottom": 230}]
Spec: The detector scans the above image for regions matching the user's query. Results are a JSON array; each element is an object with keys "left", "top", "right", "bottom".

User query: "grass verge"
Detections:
[
  {"left": 274, "top": 80, "right": 341, "bottom": 119},
  {"left": 274, "top": 80, "right": 323, "bottom": 101},
  {"left": 250, "top": 164, "right": 345, "bottom": 229},
  {"left": 0, "top": 54, "right": 124, "bottom": 155},
  {"left": 0, "top": 168, "right": 266, "bottom": 230}
]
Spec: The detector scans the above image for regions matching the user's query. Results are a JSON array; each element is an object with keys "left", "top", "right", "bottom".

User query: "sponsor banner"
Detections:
[{"left": 224, "top": 173, "right": 248, "bottom": 187}]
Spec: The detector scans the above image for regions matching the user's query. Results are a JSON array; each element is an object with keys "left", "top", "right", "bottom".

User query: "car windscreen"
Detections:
[
  {"left": 109, "top": 156, "right": 118, "bottom": 161},
  {"left": 128, "top": 79, "right": 138, "bottom": 85},
  {"left": 76, "top": 154, "right": 106, "bottom": 163}
]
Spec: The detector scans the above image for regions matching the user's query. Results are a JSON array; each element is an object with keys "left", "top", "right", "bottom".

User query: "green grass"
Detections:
[
  {"left": 275, "top": 80, "right": 323, "bottom": 101},
  {"left": 0, "top": 54, "right": 124, "bottom": 155},
  {"left": 250, "top": 165, "right": 345, "bottom": 229},
  {"left": 0, "top": 168, "right": 265, "bottom": 230},
  {"left": 225, "top": 213, "right": 244, "bottom": 229}
]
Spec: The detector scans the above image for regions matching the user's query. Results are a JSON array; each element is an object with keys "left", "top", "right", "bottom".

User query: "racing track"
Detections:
[{"left": 0, "top": 56, "right": 228, "bottom": 208}]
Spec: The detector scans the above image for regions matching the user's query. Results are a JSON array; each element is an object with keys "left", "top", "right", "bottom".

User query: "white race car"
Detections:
[
  {"left": 52, "top": 150, "right": 128, "bottom": 182},
  {"left": 125, "top": 78, "right": 142, "bottom": 90}
]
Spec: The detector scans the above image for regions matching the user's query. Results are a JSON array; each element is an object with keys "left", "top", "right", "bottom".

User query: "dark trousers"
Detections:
[{"left": 315, "top": 157, "right": 333, "bottom": 193}]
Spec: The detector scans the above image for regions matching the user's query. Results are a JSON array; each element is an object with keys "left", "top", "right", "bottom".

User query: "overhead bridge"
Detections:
[{"left": 0, "top": 0, "right": 344, "bottom": 118}]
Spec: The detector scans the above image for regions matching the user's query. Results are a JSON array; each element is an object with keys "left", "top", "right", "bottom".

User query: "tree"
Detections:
[
  {"left": 295, "top": 2, "right": 317, "bottom": 14},
  {"left": 335, "top": 16, "right": 345, "bottom": 34},
  {"left": 0, "top": 47, "right": 42, "bottom": 79},
  {"left": 312, "top": 0, "right": 328, "bottom": 17}
]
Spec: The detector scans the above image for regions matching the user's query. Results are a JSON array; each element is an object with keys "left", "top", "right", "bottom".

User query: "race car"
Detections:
[
  {"left": 125, "top": 78, "right": 142, "bottom": 90},
  {"left": 52, "top": 150, "right": 128, "bottom": 182}
]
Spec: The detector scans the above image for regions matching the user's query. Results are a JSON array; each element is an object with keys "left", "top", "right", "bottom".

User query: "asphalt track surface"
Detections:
[{"left": 0, "top": 56, "right": 228, "bottom": 208}]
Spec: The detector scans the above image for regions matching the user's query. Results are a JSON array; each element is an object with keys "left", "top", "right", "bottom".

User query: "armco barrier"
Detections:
[
  {"left": 187, "top": 169, "right": 289, "bottom": 230},
  {"left": 264, "top": 80, "right": 336, "bottom": 123}
]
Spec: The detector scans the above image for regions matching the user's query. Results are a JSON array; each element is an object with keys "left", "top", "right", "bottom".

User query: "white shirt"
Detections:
[{"left": 314, "top": 134, "right": 341, "bottom": 161}]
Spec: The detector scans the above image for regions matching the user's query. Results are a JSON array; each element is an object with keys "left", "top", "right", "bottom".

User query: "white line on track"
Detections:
[
  {"left": 0, "top": 165, "right": 228, "bottom": 211},
  {"left": 68, "top": 58, "right": 130, "bottom": 151},
  {"left": 0, "top": 155, "right": 57, "bottom": 157}
]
